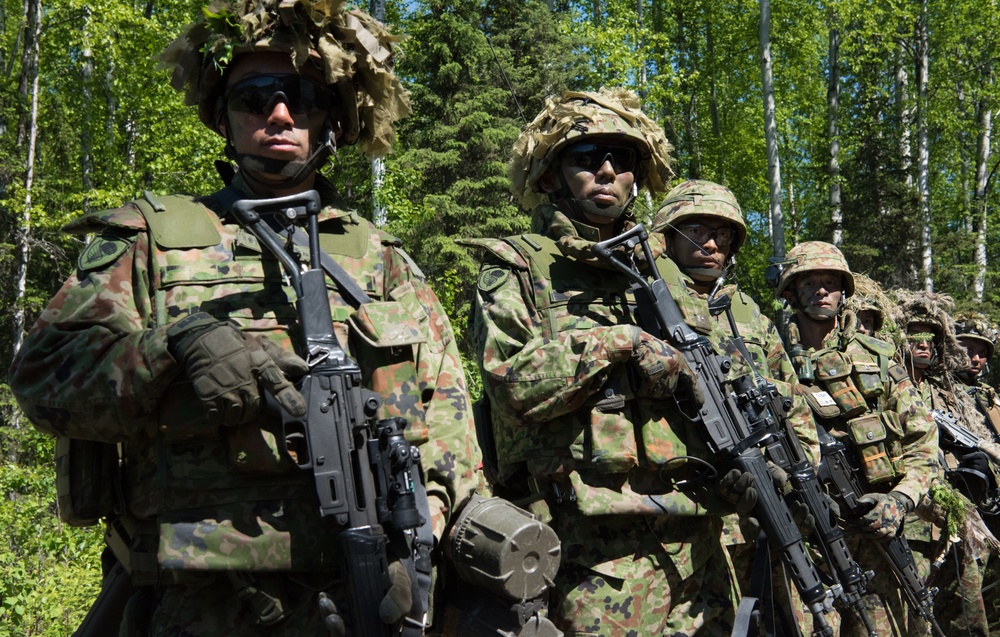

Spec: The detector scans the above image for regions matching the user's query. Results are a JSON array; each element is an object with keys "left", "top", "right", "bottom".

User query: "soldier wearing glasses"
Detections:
[
  {"left": 465, "top": 90, "right": 745, "bottom": 636},
  {"left": 8, "top": 1, "right": 480, "bottom": 635}
]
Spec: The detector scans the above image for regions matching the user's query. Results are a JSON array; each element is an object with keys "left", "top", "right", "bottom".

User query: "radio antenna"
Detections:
[{"left": 484, "top": 32, "right": 527, "bottom": 126}]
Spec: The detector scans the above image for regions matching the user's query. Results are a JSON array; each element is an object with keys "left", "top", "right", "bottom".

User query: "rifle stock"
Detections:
[{"left": 593, "top": 225, "right": 835, "bottom": 637}]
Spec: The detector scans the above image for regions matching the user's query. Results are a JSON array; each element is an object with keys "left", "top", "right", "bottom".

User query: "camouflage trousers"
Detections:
[
  {"left": 920, "top": 538, "right": 990, "bottom": 637},
  {"left": 548, "top": 511, "right": 738, "bottom": 637}
]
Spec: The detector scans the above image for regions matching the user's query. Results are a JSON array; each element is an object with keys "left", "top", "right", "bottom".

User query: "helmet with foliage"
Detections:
[
  {"left": 896, "top": 290, "right": 967, "bottom": 372},
  {"left": 842, "top": 272, "right": 897, "bottom": 336},
  {"left": 954, "top": 311, "right": 998, "bottom": 359},
  {"left": 161, "top": 0, "right": 409, "bottom": 159},
  {"left": 509, "top": 88, "right": 673, "bottom": 211},
  {"left": 651, "top": 180, "right": 747, "bottom": 254},
  {"left": 775, "top": 241, "right": 856, "bottom": 298}
]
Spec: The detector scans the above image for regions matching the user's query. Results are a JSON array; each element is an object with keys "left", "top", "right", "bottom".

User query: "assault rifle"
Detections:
[
  {"left": 593, "top": 225, "right": 836, "bottom": 637},
  {"left": 815, "top": 421, "right": 945, "bottom": 637},
  {"left": 232, "top": 191, "right": 432, "bottom": 637},
  {"left": 931, "top": 409, "right": 1000, "bottom": 513}
]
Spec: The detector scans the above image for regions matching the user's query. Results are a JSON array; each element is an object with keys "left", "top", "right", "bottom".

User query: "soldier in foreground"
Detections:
[
  {"left": 465, "top": 90, "right": 744, "bottom": 636},
  {"left": 774, "top": 242, "right": 940, "bottom": 637},
  {"left": 8, "top": 1, "right": 481, "bottom": 634}
]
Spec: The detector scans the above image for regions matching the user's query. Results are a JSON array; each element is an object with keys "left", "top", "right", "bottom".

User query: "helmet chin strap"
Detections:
[
  {"left": 224, "top": 121, "right": 337, "bottom": 191},
  {"left": 663, "top": 220, "right": 726, "bottom": 282}
]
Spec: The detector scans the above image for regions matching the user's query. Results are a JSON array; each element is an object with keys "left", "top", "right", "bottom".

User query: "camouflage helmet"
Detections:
[
  {"left": 954, "top": 311, "right": 998, "bottom": 359},
  {"left": 161, "top": 0, "right": 410, "bottom": 158},
  {"left": 775, "top": 241, "right": 856, "bottom": 298},
  {"left": 510, "top": 88, "right": 674, "bottom": 210},
  {"left": 651, "top": 180, "right": 748, "bottom": 254}
]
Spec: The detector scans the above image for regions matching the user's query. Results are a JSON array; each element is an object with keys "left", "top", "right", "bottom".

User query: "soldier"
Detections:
[
  {"left": 898, "top": 295, "right": 998, "bottom": 637},
  {"left": 463, "top": 89, "right": 743, "bottom": 636},
  {"left": 7, "top": 1, "right": 480, "bottom": 635},
  {"left": 650, "top": 180, "right": 822, "bottom": 633},
  {"left": 842, "top": 272, "right": 898, "bottom": 341},
  {"left": 774, "top": 242, "right": 940, "bottom": 637}
]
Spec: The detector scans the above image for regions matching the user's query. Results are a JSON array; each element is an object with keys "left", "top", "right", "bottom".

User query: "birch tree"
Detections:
[{"left": 760, "top": 0, "right": 784, "bottom": 257}]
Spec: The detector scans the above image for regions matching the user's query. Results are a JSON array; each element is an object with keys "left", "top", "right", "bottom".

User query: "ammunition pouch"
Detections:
[
  {"left": 846, "top": 412, "right": 902, "bottom": 485},
  {"left": 56, "top": 437, "right": 119, "bottom": 527},
  {"left": 815, "top": 351, "right": 867, "bottom": 419}
]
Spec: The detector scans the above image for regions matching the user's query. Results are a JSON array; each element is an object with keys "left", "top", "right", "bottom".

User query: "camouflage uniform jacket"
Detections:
[
  {"left": 957, "top": 374, "right": 1000, "bottom": 441},
  {"left": 466, "top": 204, "right": 750, "bottom": 582},
  {"left": 8, "top": 174, "right": 480, "bottom": 572},
  {"left": 786, "top": 313, "right": 939, "bottom": 507}
]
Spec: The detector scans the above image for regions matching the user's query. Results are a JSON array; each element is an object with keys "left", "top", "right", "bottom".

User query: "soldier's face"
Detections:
[
  {"left": 792, "top": 271, "right": 843, "bottom": 315},
  {"left": 543, "top": 142, "right": 636, "bottom": 227},
  {"left": 668, "top": 215, "right": 733, "bottom": 276},
  {"left": 856, "top": 310, "right": 878, "bottom": 335},
  {"left": 906, "top": 322, "right": 937, "bottom": 368},
  {"left": 959, "top": 336, "right": 991, "bottom": 376},
  {"left": 220, "top": 53, "right": 330, "bottom": 177}
]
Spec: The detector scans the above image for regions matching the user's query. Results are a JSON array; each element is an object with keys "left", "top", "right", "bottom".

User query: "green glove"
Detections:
[
  {"left": 317, "top": 593, "right": 346, "bottom": 637},
  {"left": 379, "top": 560, "right": 413, "bottom": 624},
  {"left": 851, "top": 492, "right": 913, "bottom": 540},
  {"left": 167, "top": 312, "right": 307, "bottom": 426},
  {"left": 718, "top": 468, "right": 758, "bottom": 516},
  {"left": 630, "top": 328, "right": 704, "bottom": 404}
]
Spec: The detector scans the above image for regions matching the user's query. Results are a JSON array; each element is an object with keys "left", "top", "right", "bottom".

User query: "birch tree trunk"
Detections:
[
  {"left": 828, "top": 26, "right": 842, "bottom": 245},
  {"left": 370, "top": 0, "right": 387, "bottom": 226},
  {"left": 760, "top": 0, "right": 784, "bottom": 257},
  {"left": 707, "top": 23, "right": 725, "bottom": 184},
  {"left": 915, "top": 2, "right": 933, "bottom": 292},
  {"left": 81, "top": 6, "right": 94, "bottom": 211},
  {"left": 973, "top": 75, "right": 992, "bottom": 302},
  {"left": 13, "top": 0, "right": 42, "bottom": 371}
]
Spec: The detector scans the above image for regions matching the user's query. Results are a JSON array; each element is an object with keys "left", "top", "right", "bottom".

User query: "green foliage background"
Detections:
[{"left": 1, "top": 0, "right": 999, "bottom": 633}]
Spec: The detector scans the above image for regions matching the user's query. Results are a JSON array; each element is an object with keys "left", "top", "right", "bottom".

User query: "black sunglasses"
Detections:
[
  {"left": 561, "top": 142, "right": 639, "bottom": 174},
  {"left": 224, "top": 74, "right": 335, "bottom": 116}
]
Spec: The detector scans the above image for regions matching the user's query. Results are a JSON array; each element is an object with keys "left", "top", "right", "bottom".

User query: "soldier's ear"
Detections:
[{"left": 537, "top": 169, "right": 559, "bottom": 194}]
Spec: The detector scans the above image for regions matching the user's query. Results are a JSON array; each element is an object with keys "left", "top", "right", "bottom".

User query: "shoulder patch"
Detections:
[
  {"left": 477, "top": 266, "right": 510, "bottom": 293},
  {"left": 78, "top": 234, "right": 134, "bottom": 271},
  {"left": 887, "top": 364, "right": 910, "bottom": 384}
]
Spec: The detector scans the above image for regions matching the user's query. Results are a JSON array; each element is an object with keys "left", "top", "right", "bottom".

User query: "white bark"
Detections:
[
  {"left": 760, "top": 0, "right": 784, "bottom": 257},
  {"left": 973, "top": 94, "right": 992, "bottom": 302},
  {"left": 828, "top": 27, "right": 842, "bottom": 246},
  {"left": 13, "top": 0, "right": 42, "bottom": 373},
  {"left": 916, "top": 3, "right": 932, "bottom": 292}
]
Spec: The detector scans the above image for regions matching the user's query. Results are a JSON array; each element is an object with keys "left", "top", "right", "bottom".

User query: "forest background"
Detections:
[{"left": 1, "top": 0, "right": 999, "bottom": 632}]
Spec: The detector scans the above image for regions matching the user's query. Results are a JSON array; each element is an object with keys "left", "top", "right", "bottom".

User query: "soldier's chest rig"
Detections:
[{"left": 791, "top": 330, "right": 908, "bottom": 487}]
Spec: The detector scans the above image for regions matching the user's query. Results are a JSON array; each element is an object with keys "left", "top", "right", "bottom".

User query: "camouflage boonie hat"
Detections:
[
  {"left": 651, "top": 180, "right": 747, "bottom": 254},
  {"left": 161, "top": 0, "right": 410, "bottom": 157},
  {"left": 510, "top": 88, "right": 674, "bottom": 210},
  {"left": 775, "top": 241, "right": 855, "bottom": 297},
  {"left": 954, "top": 311, "right": 998, "bottom": 358}
]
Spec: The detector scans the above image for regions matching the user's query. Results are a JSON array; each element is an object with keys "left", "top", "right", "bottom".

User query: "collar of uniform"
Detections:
[
  {"left": 227, "top": 172, "right": 355, "bottom": 224},
  {"left": 529, "top": 203, "right": 601, "bottom": 242}
]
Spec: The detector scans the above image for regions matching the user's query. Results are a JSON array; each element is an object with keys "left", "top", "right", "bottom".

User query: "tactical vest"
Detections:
[
  {"left": 58, "top": 191, "right": 430, "bottom": 575},
  {"left": 795, "top": 330, "right": 907, "bottom": 487},
  {"left": 472, "top": 233, "right": 717, "bottom": 487}
]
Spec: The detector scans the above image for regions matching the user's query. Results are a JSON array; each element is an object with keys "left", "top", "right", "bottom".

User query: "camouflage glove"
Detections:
[
  {"left": 380, "top": 560, "right": 413, "bottom": 624},
  {"left": 718, "top": 468, "right": 758, "bottom": 516},
  {"left": 167, "top": 312, "right": 307, "bottom": 426},
  {"left": 316, "top": 562, "right": 410, "bottom": 636},
  {"left": 851, "top": 492, "right": 914, "bottom": 540},
  {"left": 915, "top": 492, "right": 947, "bottom": 527},
  {"left": 629, "top": 328, "right": 704, "bottom": 405}
]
